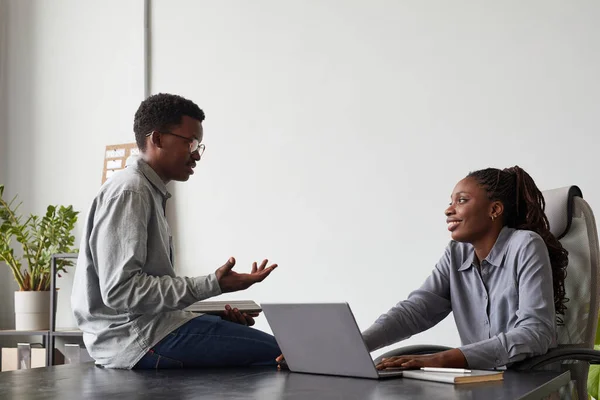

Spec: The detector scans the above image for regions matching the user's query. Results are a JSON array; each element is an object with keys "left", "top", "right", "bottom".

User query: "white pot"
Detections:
[{"left": 14, "top": 291, "right": 51, "bottom": 331}]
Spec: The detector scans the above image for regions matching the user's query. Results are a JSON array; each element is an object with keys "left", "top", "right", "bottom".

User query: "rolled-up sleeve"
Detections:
[
  {"left": 459, "top": 235, "right": 556, "bottom": 369},
  {"left": 91, "top": 190, "right": 221, "bottom": 315},
  {"left": 362, "top": 247, "right": 453, "bottom": 352}
]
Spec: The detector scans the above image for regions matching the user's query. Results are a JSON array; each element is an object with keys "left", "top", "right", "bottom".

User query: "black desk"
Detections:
[{"left": 0, "top": 362, "right": 570, "bottom": 400}]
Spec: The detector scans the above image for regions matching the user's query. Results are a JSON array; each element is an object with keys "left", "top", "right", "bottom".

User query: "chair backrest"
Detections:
[{"left": 543, "top": 186, "right": 600, "bottom": 348}]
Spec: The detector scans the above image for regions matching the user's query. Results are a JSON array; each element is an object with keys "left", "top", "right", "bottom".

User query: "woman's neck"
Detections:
[{"left": 472, "top": 227, "right": 503, "bottom": 264}]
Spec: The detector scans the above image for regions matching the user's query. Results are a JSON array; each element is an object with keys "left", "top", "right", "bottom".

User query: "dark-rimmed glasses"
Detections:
[{"left": 146, "top": 131, "right": 205, "bottom": 157}]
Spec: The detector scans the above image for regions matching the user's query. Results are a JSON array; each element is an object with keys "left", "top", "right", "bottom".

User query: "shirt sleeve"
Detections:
[
  {"left": 90, "top": 190, "right": 222, "bottom": 315},
  {"left": 362, "top": 245, "right": 453, "bottom": 352},
  {"left": 459, "top": 234, "right": 557, "bottom": 369}
]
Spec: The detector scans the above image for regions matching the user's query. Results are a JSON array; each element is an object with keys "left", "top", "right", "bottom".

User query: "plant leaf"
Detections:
[
  {"left": 0, "top": 186, "right": 79, "bottom": 291},
  {"left": 589, "top": 344, "right": 600, "bottom": 399}
]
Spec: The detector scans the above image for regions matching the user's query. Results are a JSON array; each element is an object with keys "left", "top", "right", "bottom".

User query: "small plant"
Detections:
[
  {"left": 588, "top": 319, "right": 600, "bottom": 399},
  {"left": 0, "top": 185, "right": 79, "bottom": 291}
]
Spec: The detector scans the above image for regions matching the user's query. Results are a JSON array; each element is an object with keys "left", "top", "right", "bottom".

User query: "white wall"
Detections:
[
  {"left": 152, "top": 0, "right": 600, "bottom": 356},
  {"left": 1, "top": 0, "right": 145, "bottom": 331}
]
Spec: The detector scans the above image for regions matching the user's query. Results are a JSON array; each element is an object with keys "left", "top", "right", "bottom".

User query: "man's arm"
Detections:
[{"left": 91, "top": 190, "right": 221, "bottom": 315}]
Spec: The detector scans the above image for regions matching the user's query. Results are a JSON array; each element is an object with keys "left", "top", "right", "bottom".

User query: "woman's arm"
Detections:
[
  {"left": 362, "top": 246, "right": 453, "bottom": 352},
  {"left": 374, "top": 233, "right": 556, "bottom": 370},
  {"left": 458, "top": 233, "right": 556, "bottom": 369}
]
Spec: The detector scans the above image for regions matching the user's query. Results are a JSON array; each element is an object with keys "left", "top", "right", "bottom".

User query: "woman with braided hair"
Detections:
[{"left": 362, "top": 166, "right": 569, "bottom": 370}]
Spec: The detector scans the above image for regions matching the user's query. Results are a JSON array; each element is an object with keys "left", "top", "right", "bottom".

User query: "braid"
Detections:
[{"left": 467, "top": 166, "right": 569, "bottom": 323}]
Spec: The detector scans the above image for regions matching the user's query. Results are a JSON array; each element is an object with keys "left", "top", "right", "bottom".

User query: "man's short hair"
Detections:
[{"left": 133, "top": 93, "right": 205, "bottom": 151}]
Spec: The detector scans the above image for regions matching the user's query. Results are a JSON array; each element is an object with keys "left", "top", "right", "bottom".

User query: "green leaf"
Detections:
[
  {"left": 589, "top": 345, "right": 600, "bottom": 399},
  {"left": 589, "top": 317, "right": 600, "bottom": 399},
  {"left": 0, "top": 221, "right": 11, "bottom": 234}
]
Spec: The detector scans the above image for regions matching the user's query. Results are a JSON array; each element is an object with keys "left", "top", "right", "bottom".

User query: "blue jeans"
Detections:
[{"left": 133, "top": 314, "right": 281, "bottom": 369}]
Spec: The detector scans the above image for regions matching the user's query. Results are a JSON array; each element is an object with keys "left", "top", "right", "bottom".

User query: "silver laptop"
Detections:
[{"left": 261, "top": 302, "right": 403, "bottom": 379}]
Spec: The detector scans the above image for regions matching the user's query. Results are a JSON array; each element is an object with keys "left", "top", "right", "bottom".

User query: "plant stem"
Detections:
[
  {"left": 0, "top": 237, "right": 25, "bottom": 290},
  {"left": 32, "top": 215, "right": 50, "bottom": 288},
  {"left": 0, "top": 195, "right": 35, "bottom": 273}
]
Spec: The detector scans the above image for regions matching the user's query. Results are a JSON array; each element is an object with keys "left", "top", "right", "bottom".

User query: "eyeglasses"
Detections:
[{"left": 146, "top": 131, "right": 205, "bottom": 157}]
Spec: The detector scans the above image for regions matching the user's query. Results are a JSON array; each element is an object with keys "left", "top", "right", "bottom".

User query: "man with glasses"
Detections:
[{"left": 71, "top": 93, "right": 280, "bottom": 369}]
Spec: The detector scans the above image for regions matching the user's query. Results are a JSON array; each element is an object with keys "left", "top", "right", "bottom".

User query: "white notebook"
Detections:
[
  {"left": 401, "top": 369, "right": 504, "bottom": 384},
  {"left": 184, "top": 300, "right": 261, "bottom": 314}
]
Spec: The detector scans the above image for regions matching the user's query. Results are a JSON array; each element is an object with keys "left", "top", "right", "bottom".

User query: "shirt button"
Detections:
[{"left": 484, "top": 320, "right": 489, "bottom": 325}]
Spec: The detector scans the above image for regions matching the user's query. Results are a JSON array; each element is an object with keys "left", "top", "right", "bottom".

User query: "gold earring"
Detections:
[{"left": 491, "top": 215, "right": 496, "bottom": 221}]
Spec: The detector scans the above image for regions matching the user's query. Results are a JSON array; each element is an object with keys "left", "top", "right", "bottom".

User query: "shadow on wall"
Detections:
[
  {"left": 0, "top": 0, "right": 36, "bottom": 334},
  {"left": 166, "top": 183, "right": 182, "bottom": 273},
  {"left": 0, "top": 0, "right": 11, "bottom": 333}
]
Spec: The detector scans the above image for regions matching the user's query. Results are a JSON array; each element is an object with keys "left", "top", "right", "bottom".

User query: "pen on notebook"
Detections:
[{"left": 420, "top": 367, "right": 472, "bottom": 373}]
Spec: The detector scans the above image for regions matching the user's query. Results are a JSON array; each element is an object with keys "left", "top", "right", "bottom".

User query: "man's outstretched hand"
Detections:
[{"left": 215, "top": 257, "right": 278, "bottom": 293}]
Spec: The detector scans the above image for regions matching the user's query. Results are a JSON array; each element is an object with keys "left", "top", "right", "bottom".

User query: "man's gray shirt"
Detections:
[
  {"left": 362, "top": 227, "right": 557, "bottom": 369},
  {"left": 71, "top": 158, "right": 222, "bottom": 369}
]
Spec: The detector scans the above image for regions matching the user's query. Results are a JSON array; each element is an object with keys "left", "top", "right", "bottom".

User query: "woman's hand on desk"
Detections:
[
  {"left": 220, "top": 304, "right": 260, "bottom": 326},
  {"left": 375, "top": 348, "right": 468, "bottom": 370}
]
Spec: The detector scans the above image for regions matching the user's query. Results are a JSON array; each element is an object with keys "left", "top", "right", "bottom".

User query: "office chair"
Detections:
[
  {"left": 512, "top": 186, "right": 600, "bottom": 399},
  {"left": 373, "top": 186, "right": 600, "bottom": 399}
]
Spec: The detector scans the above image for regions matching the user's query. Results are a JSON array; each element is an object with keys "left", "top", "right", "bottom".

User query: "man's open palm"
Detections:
[{"left": 215, "top": 257, "right": 278, "bottom": 293}]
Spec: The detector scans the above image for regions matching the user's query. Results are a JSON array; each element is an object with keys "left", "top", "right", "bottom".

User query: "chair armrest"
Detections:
[
  {"left": 372, "top": 344, "right": 453, "bottom": 365},
  {"left": 512, "top": 347, "right": 600, "bottom": 370}
]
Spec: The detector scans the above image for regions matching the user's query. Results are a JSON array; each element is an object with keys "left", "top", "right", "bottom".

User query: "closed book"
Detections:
[
  {"left": 184, "top": 300, "right": 261, "bottom": 314},
  {"left": 401, "top": 369, "right": 504, "bottom": 384}
]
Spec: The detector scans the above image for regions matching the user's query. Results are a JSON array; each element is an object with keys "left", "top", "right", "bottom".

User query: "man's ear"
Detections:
[{"left": 147, "top": 131, "right": 164, "bottom": 149}]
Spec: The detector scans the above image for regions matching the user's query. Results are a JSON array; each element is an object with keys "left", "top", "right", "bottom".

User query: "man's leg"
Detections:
[{"left": 134, "top": 314, "right": 280, "bottom": 369}]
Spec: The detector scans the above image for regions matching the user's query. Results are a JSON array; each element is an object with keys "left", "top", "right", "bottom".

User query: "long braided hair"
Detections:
[{"left": 467, "top": 166, "right": 568, "bottom": 323}]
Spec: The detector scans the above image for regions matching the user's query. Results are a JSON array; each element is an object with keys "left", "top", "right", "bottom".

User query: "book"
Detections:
[
  {"left": 400, "top": 368, "right": 504, "bottom": 384},
  {"left": 184, "top": 300, "right": 262, "bottom": 314}
]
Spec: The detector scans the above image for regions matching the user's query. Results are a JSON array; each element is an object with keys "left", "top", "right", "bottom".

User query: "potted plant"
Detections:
[{"left": 0, "top": 185, "right": 79, "bottom": 330}]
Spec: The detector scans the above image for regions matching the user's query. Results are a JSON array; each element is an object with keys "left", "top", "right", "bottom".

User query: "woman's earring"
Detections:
[{"left": 491, "top": 215, "right": 496, "bottom": 221}]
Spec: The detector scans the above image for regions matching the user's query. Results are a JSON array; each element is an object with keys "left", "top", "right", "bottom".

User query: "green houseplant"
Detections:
[
  {"left": 588, "top": 318, "right": 600, "bottom": 399},
  {"left": 0, "top": 184, "right": 79, "bottom": 330}
]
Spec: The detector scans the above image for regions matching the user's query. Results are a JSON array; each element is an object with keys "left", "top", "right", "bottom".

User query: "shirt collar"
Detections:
[
  {"left": 128, "top": 156, "right": 172, "bottom": 200},
  {"left": 458, "top": 250, "right": 475, "bottom": 271},
  {"left": 457, "top": 226, "right": 515, "bottom": 271}
]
